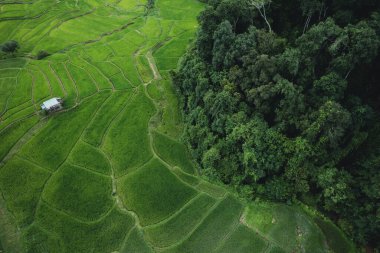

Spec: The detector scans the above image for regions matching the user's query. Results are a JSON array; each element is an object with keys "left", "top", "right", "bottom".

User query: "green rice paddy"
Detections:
[{"left": 0, "top": 0, "right": 355, "bottom": 252}]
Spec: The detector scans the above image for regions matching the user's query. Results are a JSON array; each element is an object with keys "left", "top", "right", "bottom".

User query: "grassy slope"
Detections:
[{"left": 0, "top": 0, "right": 355, "bottom": 252}]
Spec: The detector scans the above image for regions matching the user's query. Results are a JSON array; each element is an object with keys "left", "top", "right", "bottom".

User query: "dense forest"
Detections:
[{"left": 173, "top": 0, "right": 380, "bottom": 250}]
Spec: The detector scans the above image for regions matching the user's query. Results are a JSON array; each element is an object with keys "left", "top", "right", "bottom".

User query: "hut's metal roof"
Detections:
[{"left": 41, "top": 97, "right": 61, "bottom": 110}]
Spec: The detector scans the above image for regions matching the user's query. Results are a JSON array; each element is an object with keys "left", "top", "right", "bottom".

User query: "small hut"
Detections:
[{"left": 41, "top": 97, "right": 63, "bottom": 112}]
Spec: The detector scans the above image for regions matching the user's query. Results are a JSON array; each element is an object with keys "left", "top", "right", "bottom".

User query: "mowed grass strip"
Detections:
[
  {"left": 76, "top": 57, "right": 113, "bottom": 90},
  {"left": 0, "top": 115, "right": 38, "bottom": 160},
  {"left": 109, "top": 71, "right": 133, "bottom": 90},
  {"left": 313, "top": 216, "right": 355, "bottom": 253},
  {"left": 161, "top": 194, "right": 243, "bottom": 253},
  {"left": 29, "top": 68, "right": 51, "bottom": 103},
  {"left": 136, "top": 55, "right": 154, "bottom": 83},
  {"left": 118, "top": 158, "right": 197, "bottom": 226},
  {"left": 112, "top": 57, "right": 142, "bottom": 86},
  {"left": 0, "top": 157, "right": 51, "bottom": 227},
  {"left": 120, "top": 227, "right": 154, "bottom": 253},
  {"left": 146, "top": 80, "right": 162, "bottom": 100},
  {"left": 26, "top": 202, "right": 135, "bottom": 253},
  {"left": 196, "top": 181, "right": 226, "bottom": 198},
  {"left": 68, "top": 140, "right": 111, "bottom": 175},
  {"left": 22, "top": 224, "right": 62, "bottom": 253},
  {"left": 144, "top": 193, "right": 216, "bottom": 247},
  {"left": 42, "top": 163, "right": 113, "bottom": 221},
  {"left": 171, "top": 166, "right": 199, "bottom": 186},
  {"left": 215, "top": 225, "right": 268, "bottom": 253},
  {"left": 50, "top": 62, "right": 78, "bottom": 107},
  {"left": 0, "top": 58, "right": 27, "bottom": 69},
  {"left": 83, "top": 90, "right": 132, "bottom": 146},
  {"left": 243, "top": 203, "right": 329, "bottom": 253},
  {"left": 103, "top": 89, "right": 155, "bottom": 176},
  {"left": 152, "top": 130, "right": 195, "bottom": 174},
  {"left": 20, "top": 91, "right": 109, "bottom": 170},
  {"left": 6, "top": 69, "right": 32, "bottom": 109},
  {"left": 157, "top": 74, "right": 182, "bottom": 138},
  {"left": 66, "top": 62, "right": 98, "bottom": 99},
  {"left": 0, "top": 103, "right": 36, "bottom": 132},
  {"left": 36, "top": 62, "right": 65, "bottom": 98},
  {"left": 0, "top": 78, "right": 15, "bottom": 113}
]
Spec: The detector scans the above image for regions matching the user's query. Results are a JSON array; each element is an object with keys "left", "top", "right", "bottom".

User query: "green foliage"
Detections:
[
  {"left": 174, "top": 0, "right": 380, "bottom": 249},
  {"left": 1, "top": 40, "right": 19, "bottom": 54},
  {"left": 36, "top": 51, "right": 50, "bottom": 60},
  {"left": 0, "top": 0, "right": 364, "bottom": 251}
]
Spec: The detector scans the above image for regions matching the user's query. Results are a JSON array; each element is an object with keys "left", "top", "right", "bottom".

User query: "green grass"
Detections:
[
  {"left": 216, "top": 225, "right": 268, "bottom": 253},
  {"left": 25, "top": 203, "right": 135, "bottom": 253},
  {"left": 136, "top": 56, "right": 154, "bottom": 83},
  {"left": 109, "top": 72, "right": 133, "bottom": 89},
  {"left": 20, "top": 92, "right": 109, "bottom": 170},
  {"left": 0, "top": 157, "right": 51, "bottom": 227},
  {"left": 162, "top": 195, "right": 243, "bottom": 253},
  {"left": 152, "top": 130, "right": 195, "bottom": 174},
  {"left": 147, "top": 80, "right": 162, "bottom": 100},
  {"left": 0, "top": 116, "right": 38, "bottom": 161},
  {"left": 171, "top": 166, "right": 199, "bottom": 186},
  {"left": 103, "top": 89, "right": 155, "bottom": 176},
  {"left": 243, "top": 202, "right": 330, "bottom": 253},
  {"left": 66, "top": 63, "right": 98, "bottom": 99},
  {"left": 0, "top": 58, "right": 27, "bottom": 69},
  {"left": 6, "top": 69, "right": 32, "bottom": 109},
  {"left": 118, "top": 158, "right": 197, "bottom": 226},
  {"left": 49, "top": 62, "right": 78, "bottom": 107},
  {"left": 68, "top": 140, "right": 111, "bottom": 175},
  {"left": 196, "top": 181, "right": 226, "bottom": 198},
  {"left": 0, "top": 105, "right": 36, "bottom": 132},
  {"left": 144, "top": 193, "right": 216, "bottom": 247},
  {"left": 157, "top": 74, "right": 182, "bottom": 138},
  {"left": 36, "top": 62, "right": 65, "bottom": 98},
  {"left": 28, "top": 68, "right": 51, "bottom": 103},
  {"left": 42, "top": 163, "right": 113, "bottom": 221},
  {"left": 112, "top": 57, "right": 142, "bottom": 86},
  {"left": 0, "top": 0, "right": 353, "bottom": 251},
  {"left": 120, "top": 227, "right": 154, "bottom": 253},
  {"left": 314, "top": 216, "right": 356, "bottom": 253},
  {"left": 0, "top": 78, "right": 16, "bottom": 113},
  {"left": 71, "top": 56, "right": 113, "bottom": 90},
  {"left": 0, "top": 68, "right": 20, "bottom": 78},
  {"left": 83, "top": 90, "right": 132, "bottom": 146},
  {"left": 22, "top": 224, "right": 62, "bottom": 253}
]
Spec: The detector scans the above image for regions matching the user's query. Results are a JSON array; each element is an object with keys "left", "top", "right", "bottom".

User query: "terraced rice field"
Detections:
[{"left": 0, "top": 0, "right": 355, "bottom": 252}]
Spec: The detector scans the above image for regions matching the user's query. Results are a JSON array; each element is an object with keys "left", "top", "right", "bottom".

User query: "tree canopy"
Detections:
[{"left": 173, "top": 0, "right": 380, "bottom": 250}]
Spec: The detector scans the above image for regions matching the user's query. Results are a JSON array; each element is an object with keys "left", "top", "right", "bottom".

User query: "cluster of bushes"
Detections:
[
  {"left": 0, "top": 40, "right": 50, "bottom": 59},
  {"left": 174, "top": 0, "right": 380, "bottom": 249},
  {"left": 0, "top": 40, "right": 19, "bottom": 56}
]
